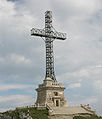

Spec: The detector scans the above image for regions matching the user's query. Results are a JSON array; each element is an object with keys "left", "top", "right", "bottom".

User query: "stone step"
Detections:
[{"left": 51, "top": 106, "right": 95, "bottom": 115}]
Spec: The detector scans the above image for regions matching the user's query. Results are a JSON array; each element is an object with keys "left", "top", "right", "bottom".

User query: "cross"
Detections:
[{"left": 31, "top": 11, "right": 66, "bottom": 82}]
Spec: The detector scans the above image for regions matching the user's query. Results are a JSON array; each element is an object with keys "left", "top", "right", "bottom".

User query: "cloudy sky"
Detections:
[{"left": 0, "top": 0, "right": 102, "bottom": 115}]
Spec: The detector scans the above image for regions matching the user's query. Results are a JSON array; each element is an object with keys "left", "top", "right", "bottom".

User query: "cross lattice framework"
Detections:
[{"left": 31, "top": 11, "right": 66, "bottom": 82}]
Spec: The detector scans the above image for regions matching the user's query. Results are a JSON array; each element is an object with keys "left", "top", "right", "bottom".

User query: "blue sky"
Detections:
[{"left": 0, "top": 0, "right": 102, "bottom": 116}]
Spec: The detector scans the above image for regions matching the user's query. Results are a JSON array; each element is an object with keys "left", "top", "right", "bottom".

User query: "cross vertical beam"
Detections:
[
  {"left": 45, "top": 11, "right": 56, "bottom": 81},
  {"left": 31, "top": 11, "right": 66, "bottom": 82}
]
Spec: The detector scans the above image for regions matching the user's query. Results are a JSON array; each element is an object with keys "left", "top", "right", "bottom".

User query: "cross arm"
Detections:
[
  {"left": 31, "top": 28, "right": 45, "bottom": 37},
  {"left": 31, "top": 28, "right": 66, "bottom": 40},
  {"left": 52, "top": 31, "right": 66, "bottom": 40}
]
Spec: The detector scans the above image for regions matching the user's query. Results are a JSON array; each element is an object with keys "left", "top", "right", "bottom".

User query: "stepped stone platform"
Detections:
[
  {"left": 49, "top": 106, "right": 96, "bottom": 115},
  {"left": 48, "top": 105, "right": 96, "bottom": 119}
]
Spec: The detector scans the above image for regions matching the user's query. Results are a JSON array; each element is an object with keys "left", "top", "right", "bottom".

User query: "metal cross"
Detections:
[{"left": 31, "top": 11, "right": 66, "bottom": 82}]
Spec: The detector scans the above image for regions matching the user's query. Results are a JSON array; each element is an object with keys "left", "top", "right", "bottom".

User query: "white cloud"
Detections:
[
  {"left": 51, "top": 0, "right": 102, "bottom": 23},
  {"left": 0, "top": 0, "right": 16, "bottom": 18},
  {"left": 93, "top": 80, "right": 102, "bottom": 90},
  {"left": 0, "top": 57, "right": 4, "bottom": 62},
  {"left": 68, "top": 0, "right": 101, "bottom": 14},
  {"left": 0, "top": 95, "right": 33, "bottom": 103},
  {"left": 81, "top": 97, "right": 97, "bottom": 105},
  {"left": 0, "top": 54, "right": 32, "bottom": 67},
  {"left": 0, "top": 84, "right": 33, "bottom": 91},
  {"left": 70, "top": 97, "right": 97, "bottom": 106},
  {"left": 72, "top": 69, "right": 90, "bottom": 77},
  {"left": 72, "top": 65, "right": 102, "bottom": 78},
  {"left": 0, "top": 108, "right": 10, "bottom": 112},
  {"left": 0, "top": 95, "right": 34, "bottom": 112},
  {"left": 10, "top": 54, "right": 31, "bottom": 64},
  {"left": 71, "top": 65, "right": 102, "bottom": 78},
  {"left": 95, "top": 65, "right": 102, "bottom": 68},
  {"left": 69, "top": 83, "right": 81, "bottom": 88},
  {"left": 57, "top": 65, "right": 102, "bottom": 84}
]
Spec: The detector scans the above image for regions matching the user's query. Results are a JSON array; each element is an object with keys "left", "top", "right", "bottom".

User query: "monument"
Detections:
[
  {"left": 31, "top": 11, "right": 67, "bottom": 108},
  {"left": 31, "top": 11, "right": 96, "bottom": 118}
]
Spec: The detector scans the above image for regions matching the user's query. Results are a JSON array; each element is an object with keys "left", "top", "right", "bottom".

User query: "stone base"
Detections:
[
  {"left": 35, "top": 77, "right": 68, "bottom": 107},
  {"left": 35, "top": 77, "right": 96, "bottom": 119}
]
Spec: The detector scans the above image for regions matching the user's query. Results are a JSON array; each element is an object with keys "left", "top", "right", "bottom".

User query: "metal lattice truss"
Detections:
[
  {"left": 31, "top": 28, "right": 66, "bottom": 40},
  {"left": 31, "top": 11, "right": 66, "bottom": 82}
]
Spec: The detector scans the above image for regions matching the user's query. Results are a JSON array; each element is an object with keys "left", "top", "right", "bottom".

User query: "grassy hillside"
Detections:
[
  {"left": 0, "top": 107, "right": 102, "bottom": 119},
  {"left": 0, "top": 107, "right": 48, "bottom": 119}
]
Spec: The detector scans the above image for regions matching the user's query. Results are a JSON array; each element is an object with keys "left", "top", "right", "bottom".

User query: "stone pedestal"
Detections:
[{"left": 35, "top": 77, "right": 68, "bottom": 107}]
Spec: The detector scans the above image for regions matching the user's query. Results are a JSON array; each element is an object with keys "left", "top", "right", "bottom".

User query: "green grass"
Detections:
[
  {"left": 20, "top": 107, "right": 48, "bottom": 119},
  {"left": 0, "top": 107, "right": 48, "bottom": 119},
  {"left": 0, "top": 108, "right": 102, "bottom": 119}
]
